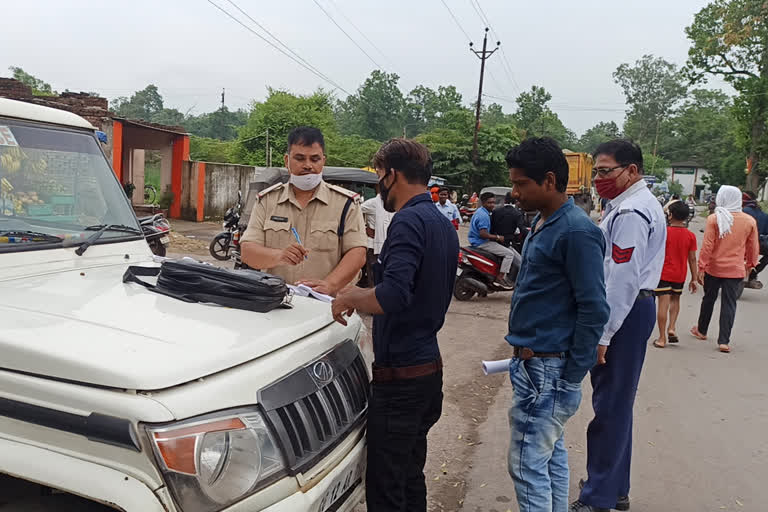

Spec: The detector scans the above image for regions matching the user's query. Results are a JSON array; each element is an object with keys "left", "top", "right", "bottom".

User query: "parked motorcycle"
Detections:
[
  {"left": 454, "top": 228, "right": 527, "bottom": 301},
  {"left": 210, "top": 191, "right": 243, "bottom": 262},
  {"left": 139, "top": 213, "right": 171, "bottom": 257}
]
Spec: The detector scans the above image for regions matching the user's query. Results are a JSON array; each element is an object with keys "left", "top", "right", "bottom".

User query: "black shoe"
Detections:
[
  {"left": 578, "top": 478, "right": 630, "bottom": 511},
  {"left": 568, "top": 500, "right": 609, "bottom": 512}
]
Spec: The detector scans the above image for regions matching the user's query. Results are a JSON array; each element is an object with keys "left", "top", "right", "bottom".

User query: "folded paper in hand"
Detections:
[{"left": 288, "top": 284, "right": 334, "bottom": 303}]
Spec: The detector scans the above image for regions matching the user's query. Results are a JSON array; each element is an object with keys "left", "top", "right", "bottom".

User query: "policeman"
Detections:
[
  {"left": 240, "top": 126, "right": 367, "bottom": 296},
  {"left": 570, "top": 140, "right": 666, "bottom": 512}
]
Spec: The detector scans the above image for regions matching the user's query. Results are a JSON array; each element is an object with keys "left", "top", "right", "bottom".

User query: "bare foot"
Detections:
[
  {"left": 653, "top": 339, "right": 666, "bottom": 348},
  {"left": 719, "top": 344, "right": 731, "bottom": 353},
  {"left": 690, "top": 326, "right": 707, "bottom": 340}
]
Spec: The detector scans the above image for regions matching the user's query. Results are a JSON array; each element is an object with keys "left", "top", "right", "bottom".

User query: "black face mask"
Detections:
[{"left": 379, "top": 171, "right": 397, "bottom": 213}]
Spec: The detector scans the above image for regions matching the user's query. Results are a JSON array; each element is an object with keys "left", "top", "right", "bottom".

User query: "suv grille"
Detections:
[{"left": 259, "top": 341, "right": 369, "bottom": 472}]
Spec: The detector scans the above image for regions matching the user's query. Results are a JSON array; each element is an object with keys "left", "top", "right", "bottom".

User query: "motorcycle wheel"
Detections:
[
  {"left": 453, "top": 276, "right": 477, "bottom": 301},
  {"left": 151, "top": 241, "right": 167, "bottom": 257},
  {"left": 210, "top": 233, "right": 232, "bottom": 261}
]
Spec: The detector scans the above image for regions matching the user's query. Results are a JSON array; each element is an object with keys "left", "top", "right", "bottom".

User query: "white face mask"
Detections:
[{"left": 289, "top": 172, "right": 323, "bottom": 191}]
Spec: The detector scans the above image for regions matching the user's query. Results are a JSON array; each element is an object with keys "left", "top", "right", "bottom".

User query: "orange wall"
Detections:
[
  {"left": 196, "top": 162, "right": 206, "bottom": 222},
  {"left": 170, "top": 135, "right": 190, "bottom": 219},
  {"left": 111, "top": 121, "right": 123, "bottom": 182}
]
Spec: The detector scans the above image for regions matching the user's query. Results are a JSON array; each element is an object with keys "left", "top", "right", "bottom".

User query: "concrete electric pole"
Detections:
[{"left": 470, "top": 28, "right": 500, "bottom": 165}]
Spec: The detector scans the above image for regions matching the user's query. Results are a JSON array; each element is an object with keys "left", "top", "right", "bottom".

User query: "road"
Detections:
[{"left": 169, "top": 214, "right": 768, "bottom": 512}]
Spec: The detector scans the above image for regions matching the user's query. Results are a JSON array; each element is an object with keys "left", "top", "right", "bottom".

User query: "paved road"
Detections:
[{"left": 169, "top": 214, "right": 768, "bottom": 511}]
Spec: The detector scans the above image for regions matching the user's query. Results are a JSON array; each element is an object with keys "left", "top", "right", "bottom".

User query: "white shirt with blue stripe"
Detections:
[
  {"left": 599, "top": 180, "right": 666, "bottom": 346},
  {"left": 434, "top": 200, "right": 461, "bottom": 224}
]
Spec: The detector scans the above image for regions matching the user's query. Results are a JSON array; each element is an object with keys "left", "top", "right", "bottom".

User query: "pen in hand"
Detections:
[{"left": 291, "top": 227, "right": 308, "bottom": 260}]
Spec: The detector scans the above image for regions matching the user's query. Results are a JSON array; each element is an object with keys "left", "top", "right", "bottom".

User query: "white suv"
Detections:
[{"left": 0, "top": 98, "right": 370, "bottom": 511}]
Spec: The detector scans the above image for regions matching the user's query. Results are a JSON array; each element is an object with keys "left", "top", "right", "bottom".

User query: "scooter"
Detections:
[
  {"left": 454, "top": 229, "right": 528, "bottom": 301},
  {"left": 139, "top": 213, "right": 171, "bottom": 257},
  {"left": 210, "top": 191, "right": 243, "bottom": 262}
]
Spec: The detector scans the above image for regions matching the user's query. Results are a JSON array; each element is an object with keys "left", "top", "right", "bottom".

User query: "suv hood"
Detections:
[{"left": 0, "top": 264, "right": 337, "bottom": 390}]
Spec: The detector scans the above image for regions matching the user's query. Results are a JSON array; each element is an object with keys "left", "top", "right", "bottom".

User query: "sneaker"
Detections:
[
  {"left": 579, "top": 479, "right": 630, "bottom": 511},
  {"left": 745, "top": 279, "right": 763, "bottom": 289},
  {"left": 568, "top": 500, "right": 609, "bottom": 512}
]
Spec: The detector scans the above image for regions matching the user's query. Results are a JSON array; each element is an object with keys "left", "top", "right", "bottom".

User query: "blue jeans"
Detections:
[{"left": 508, "top": 357, "right": 583, "bottom": 512}]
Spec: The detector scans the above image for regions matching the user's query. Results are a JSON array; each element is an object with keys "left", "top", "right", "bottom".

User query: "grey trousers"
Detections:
[{"left": 478, "top": 241, "right": 521, "bottom": 278}]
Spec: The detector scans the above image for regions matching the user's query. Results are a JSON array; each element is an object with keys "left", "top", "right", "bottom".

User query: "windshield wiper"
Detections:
[
  {"left": 0, "top": 230, "right": 64, "bottom": 243},
  {"left": 75, "top": 224, "right": 143, "bottom": 256}
]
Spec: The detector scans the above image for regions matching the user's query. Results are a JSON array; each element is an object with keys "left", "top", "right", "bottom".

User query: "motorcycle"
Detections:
[
  {"left": 139, "top": 213, "right": 171, "bottom": 257},
  {"left": 459, "top": 205, "right": 476, "bottom": 223},
  {"left": 210, "top": 191, "right": 243, "bottom": 263},
  {"left": 454, "top": 229, "right": 527, "bottom": 301}
]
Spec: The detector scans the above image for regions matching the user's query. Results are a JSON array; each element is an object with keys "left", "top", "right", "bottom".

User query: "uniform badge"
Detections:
[
  {"left": 270, "top": 216, "right": 289, "bottom": 222},
  {"left": 612, "top": 244, "right": 635, "bottom": 264}
]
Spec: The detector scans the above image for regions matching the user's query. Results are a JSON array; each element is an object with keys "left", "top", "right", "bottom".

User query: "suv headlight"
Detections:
[{"left": 145, "top": 408, "right": 285, "bottom": 512}]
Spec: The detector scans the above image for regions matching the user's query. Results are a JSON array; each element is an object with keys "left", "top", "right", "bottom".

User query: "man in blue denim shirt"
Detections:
[{"left": 504, "top": 138, "right": 610, "bottom": 512}]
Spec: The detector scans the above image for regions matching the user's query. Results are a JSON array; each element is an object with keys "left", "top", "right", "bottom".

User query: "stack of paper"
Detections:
[{"left": 288, "top": 284, "right": 334, "bottom": 303}]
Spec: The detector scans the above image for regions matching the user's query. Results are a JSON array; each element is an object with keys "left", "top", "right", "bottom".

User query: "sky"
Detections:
[{"left": 1, "top": 0, "right": 728, "bottom": 136}]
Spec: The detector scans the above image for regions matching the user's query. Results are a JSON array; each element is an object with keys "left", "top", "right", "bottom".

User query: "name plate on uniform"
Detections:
[{"left": 270, "top": 216, "right": 289, "bottom": 222}]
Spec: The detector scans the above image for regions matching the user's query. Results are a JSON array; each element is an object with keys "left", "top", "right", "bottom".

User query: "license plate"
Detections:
[
  {"left": 314, "top": 460, "right": 364, "bottom": 512},
  {"left": 159, "top": 236, "right": 170, "bottom": 245},
  {"left": 456, "top": 268, "right": 462, "bottom": 277}
]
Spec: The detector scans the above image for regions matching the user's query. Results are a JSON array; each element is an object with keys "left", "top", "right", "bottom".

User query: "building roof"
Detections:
[
  {"left": 112, "top": 117, "right": 188, "bottom": 136},
  {"left": 670, "top": 161, "right": 702, "bottom": 168},
  {"left": 0, "top": 97, "right": 95, "bottom": 129}
]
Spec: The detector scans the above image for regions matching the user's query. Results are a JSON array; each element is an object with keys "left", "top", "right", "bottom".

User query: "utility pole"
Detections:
[
  {"left": 265, "top": 128, "right": 270, "bottom": 167},
  {"left": 221, "top": 88, "right": 225, "bottom": 110},
  {"left": 470, "top": 28, "right": 500, "bottom": 165}
]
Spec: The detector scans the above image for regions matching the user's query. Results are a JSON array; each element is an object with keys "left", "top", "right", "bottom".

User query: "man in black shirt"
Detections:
[
  {"left": 491, "top": 191, "right": 530, "bottom": 248},
  {"left": 332, "top": 139, "right": 459, "bottom": 512}
]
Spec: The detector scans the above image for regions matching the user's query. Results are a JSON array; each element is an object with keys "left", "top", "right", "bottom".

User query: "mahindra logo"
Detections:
[{"left": 312, "top": 361, "right": 334, "bottom": 384}]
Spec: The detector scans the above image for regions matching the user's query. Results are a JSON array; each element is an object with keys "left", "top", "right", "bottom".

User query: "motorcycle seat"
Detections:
[{"left": 462, "top": 246, "right": 502, "bottom": 263}]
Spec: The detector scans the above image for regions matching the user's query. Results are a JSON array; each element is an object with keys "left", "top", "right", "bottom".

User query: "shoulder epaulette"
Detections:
[
  {"left": 257, "top": 182, "right": 284, "bottom": 199},
  {"left": 327, "top": 183, "right": 361, "bottom": 203}
]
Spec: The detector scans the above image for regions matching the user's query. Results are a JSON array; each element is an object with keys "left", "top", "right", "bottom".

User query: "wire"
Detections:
[
  {"left": 470, "top": 0, "right": 521, "bottom": 93},
  {"left": 438, "top": 0, "right": 473, "bottom": 42},
  {"left": 325, "top": 0, "right": 392, "bottom": 65},
  {"left": 312, "top": 0, "right": 384, "bottom": 70},
  {"left": 206, "top": 0, "right": 351, "bottom": 95},
  {"left": 483, "top": 93, "right": 627, "bottom": 112},
  {"left": 223, "top": 0, "right": 341, "bottom": 90}
]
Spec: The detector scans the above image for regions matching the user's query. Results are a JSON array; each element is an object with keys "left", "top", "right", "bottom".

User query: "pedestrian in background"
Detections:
[
  {"left": 652, "top": 201, "right": 698, "bottom": 349},
  {"left": 742, "top": 190, "right": 768, "bottom": 288},
  {"left": 571, "top": 140, "right": 666, "bottom": 512},
  {"left": 504, "top": 138, "right": 609, "bottom": 512},
  {"left": 690, "top": 185, "right": 759, "bottom": 353},
  {"left": 468, "top": 192, "right": 521, "bottom": 287},
  {"left": 331, "top": 139, "right": 458, "bottom": 512},
  {"left": 434, "top": 186, "right": 461, "bottom": 229},
  {"left": 491, "top": 191, "right": 529, "bottom": 247}
]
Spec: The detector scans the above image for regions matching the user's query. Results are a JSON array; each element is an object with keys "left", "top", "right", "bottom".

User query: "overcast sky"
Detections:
[{"left": 1, "top": 0, "right": 726, "bottom": 135}]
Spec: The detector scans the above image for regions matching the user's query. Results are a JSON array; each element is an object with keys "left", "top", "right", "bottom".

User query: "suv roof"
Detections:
[{"left": 0, "top": 97, "right": 95, "bottom": 130}]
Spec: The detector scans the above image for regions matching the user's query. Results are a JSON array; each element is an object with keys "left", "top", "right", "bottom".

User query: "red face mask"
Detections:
[{"left": 594, "top": 167, "right": 628, "bottom": 200}]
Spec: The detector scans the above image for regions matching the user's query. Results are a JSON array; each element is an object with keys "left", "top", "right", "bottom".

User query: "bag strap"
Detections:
[
  {"left": 337, "top": 196, "right": 354, "bottom": 237},
  {"left": 122, "top": 265, "right": 197, "bottom": 304}
]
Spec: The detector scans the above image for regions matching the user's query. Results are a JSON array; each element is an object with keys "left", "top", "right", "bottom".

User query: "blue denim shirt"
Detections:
[
  {"left": 373, "top": 193, "right": 460, "bottom": 367},
  {"left": 506, "top": 199, "right": 610, "bottom": 382}
]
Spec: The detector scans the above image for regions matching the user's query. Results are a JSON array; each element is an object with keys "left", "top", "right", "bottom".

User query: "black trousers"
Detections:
[
  {"left": 750, "top": 254, "right": 768, "bottom": 279},
  {"left": 697, "top": 274, "right": 741, "bottom": 345},
  {"left": 366, "top": 371, "right": 443, "bottom": 512}
]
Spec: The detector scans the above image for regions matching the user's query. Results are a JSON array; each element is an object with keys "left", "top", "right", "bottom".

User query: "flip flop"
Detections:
[
  {"left": 719, "top": 345, "right": 731, "bottom": 353},
  {"left": 690, "top": 326, "right": 707, "bottom": 340},
  {"left": 653, "top": 340, "right": 666, "bottom": 348},
  {"left": 668, "top": 333, "right": 679, "bottom": 343}
]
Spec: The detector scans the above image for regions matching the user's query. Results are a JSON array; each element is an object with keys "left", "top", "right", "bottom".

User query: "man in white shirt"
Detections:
[
  {"left": 360, "top": 194, "right": 394, "bottom": 284},
  {"left": 434, "top": 187, "right": 461, "bottom": 229},
  {"left": 571, "top": 141, "right": 666, "bottom": 512}
]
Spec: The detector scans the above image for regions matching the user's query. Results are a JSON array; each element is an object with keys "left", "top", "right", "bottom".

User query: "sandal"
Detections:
[
  {"left": 690, "top": 326, "right": 707, "bottom": 340},
  {"left": 719, "top": 344, "right": 731, "bottom": 353},
  {"left": 653, "top": 340, "right": 666, "bottom": 348},
  {"left": 668, "top": 332, "right": 679, "bottom": 344}
]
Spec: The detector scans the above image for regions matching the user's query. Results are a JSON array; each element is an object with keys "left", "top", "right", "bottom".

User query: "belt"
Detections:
[
  {"left": 372, "top": 358, "right": 443, "bottom": 383},
  {"left": 512, "top": 347, "right": 567, "bottom": 360},
  {"left": 637, "top": 289, "right": 654, "bottom": 299}
]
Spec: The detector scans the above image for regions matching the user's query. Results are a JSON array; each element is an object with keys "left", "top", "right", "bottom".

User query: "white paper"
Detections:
[
  {"left": 288, "top": 284, "right": 334, "bottom": 303},
  {"left": 482, "top": 359, "right": 511, "bottom": 375}
]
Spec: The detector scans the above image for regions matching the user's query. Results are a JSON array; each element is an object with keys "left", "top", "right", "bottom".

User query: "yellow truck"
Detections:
[{"left": 564, "top": 151, "right": 594, "bottom": 213}]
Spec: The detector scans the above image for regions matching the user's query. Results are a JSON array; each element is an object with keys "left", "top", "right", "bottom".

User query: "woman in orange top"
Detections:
[{"left": 690, "top": 185, "right": 760, "bottom": 352}]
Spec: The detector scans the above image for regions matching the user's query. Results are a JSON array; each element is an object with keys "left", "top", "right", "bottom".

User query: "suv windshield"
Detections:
[{"left": 0, "top": 118, "right": 140, "bottom": 251}]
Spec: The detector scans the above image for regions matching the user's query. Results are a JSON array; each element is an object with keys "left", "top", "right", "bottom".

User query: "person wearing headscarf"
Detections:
[{"left": 690, "top": 185, "right": 760, "bottom": 352}]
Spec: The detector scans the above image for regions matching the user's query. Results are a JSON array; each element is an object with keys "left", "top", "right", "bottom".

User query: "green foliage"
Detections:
[
  {"left": 578, "top": 121, "right": 621, "bottom": 153},
  {"left": 667, "top": 180, "right": 684, "bottom": 197},
  {"left": 326, "top": 135, "right": 381, "bottom": 168},
  {"left": 481, "top": 103, "right": 515, "bottom": 128},
  {"left": 185, "top": 107, "right": 248, "bottom": 140},
  {"left": 190, "top": 136, "right": 235, "bottom": 163},
  {"left": 643, "top": 154, "right": 671, "bottom": 181},
  {"left": 684, "top": 0, "right": 768, "bottom": 191},
  {"left": 158, "top": 190, "right": 174, "bottom": 210},
  {"left": 9, "top": 66, "right": 56, "bottom": 96},
  {"left": 613, "top": 55, "right": 687, "bottom": 148},
  {"left": 336, "top": 71, "right": 406, "bottom": 141},
  {"left": 512, "top": 86, "right": 574, "bottom": 147},
  {"left": 110, "top": 84, "right": 186, "bottom": 126},
  {"left": 404, "top": 85, "right": 467, "bottom": 136}
]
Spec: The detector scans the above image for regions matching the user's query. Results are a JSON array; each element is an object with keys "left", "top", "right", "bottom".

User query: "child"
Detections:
[{"left": 653, "top": 201, "right": 699, "bottom": 348}]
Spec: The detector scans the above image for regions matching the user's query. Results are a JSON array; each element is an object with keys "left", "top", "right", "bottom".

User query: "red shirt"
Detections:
[{"left": 661, "top": 226, "right": 697, "bottom": 283}]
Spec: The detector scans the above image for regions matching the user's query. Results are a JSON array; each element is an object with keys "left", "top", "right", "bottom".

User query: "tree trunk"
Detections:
[{"left": 747, "top": 42, "right": 768, "bottom": 192}]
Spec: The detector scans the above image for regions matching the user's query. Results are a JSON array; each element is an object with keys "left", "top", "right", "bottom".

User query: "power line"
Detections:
[
  {"left": 483, "top": 93, "right": 627, "bottom": 112},
  {"left": 325, "top": 0, "right": 392, "bottom": 65},
  {"left": 312, "top": 0, "right": 384, "bottom": 70},
  {"left": 223, "top": 0, "right": 342, "bottom": 90},
  {"left": 438, "top": 0, "right": 473, "bottom": 42},
  {"left": 206, "top": 0, "right": 351, "bottom": 95},
  {"left": 470, "top": 0, "right": 521, "bottom": 93}
]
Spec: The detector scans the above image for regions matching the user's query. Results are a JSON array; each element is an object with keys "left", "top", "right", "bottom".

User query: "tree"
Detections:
[
  {"left": 512, "top": 86, "right": 574, "bottom": 147},
  {"left": 185, "top": 107, "right": 248, "bottom": 140},
  {"left": 481, "top": 103, "right": 515, "bottom": 128},
  {"left": 233, "top": 88, "right": 338, "bottom": 166},
  {"left": 613, "top": 55, "right": 687, "bottom": 151},
  {"left": 578, "top": 121, "right": 621, "bottom": 153},
  {"left": 685, "top": 0, "right": 768, "bottom": 192},
  {"left": 336, "top": 71, "right": 405, "bottom": 140},
  {"left": 404, "top": 85, "right": 467, "bottom": 136},
  {"left": 110, "top": 84, "right": 185, "bottom": 126},
  {"left": 9, "top": 66, "right": 56, "bottom": 96}
]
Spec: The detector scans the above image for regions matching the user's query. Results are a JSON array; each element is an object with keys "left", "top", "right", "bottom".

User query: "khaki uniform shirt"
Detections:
[{"left": 241, "top": 180, "right": 367, "bottom": 284}]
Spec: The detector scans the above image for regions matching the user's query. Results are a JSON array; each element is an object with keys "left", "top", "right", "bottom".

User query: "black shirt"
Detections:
[
  {"left": 491, "top": 204, "right": 528, "bottom": 240},
  {"left": 373, "top": 193, "right": 459, "bottom": 367}
]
